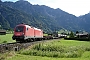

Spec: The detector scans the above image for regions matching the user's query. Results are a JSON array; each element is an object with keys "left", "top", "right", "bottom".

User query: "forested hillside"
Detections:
[
  {"left": 0, "top": 0, "right": 90, "bottom": 32},
  {"left": 0, "top": 4, "right": 36, "bottom": 29}
]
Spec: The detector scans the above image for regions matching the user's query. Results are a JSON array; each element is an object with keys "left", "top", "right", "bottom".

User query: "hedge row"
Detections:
[{"left": 64, "top": 38, "right": 90, "bottom": 41}]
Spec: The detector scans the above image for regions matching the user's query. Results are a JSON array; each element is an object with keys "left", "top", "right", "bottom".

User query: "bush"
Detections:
[
  {"left": 18, "top": 40, "right": 90, "bottom": 58},
  {"left": 85, "top": 46, "right": 90, "bottom": 51},
  {"left": 0, "top": 51, "right": 16, "bottom": 60},
  {"left": 19, "top": 43, "right": 87, "bottom": 58},
  {"left": 2, "top": 41, "right": 7, "bottom": 43},
  {"left": 0, "top": 54, "right": 5, "bottom": 60},
  {"left": 33, "top": 43, "right": 66, "bottom": 52},
  {"left": 19, "top": 49, "right": 84, "bottom": 58}
]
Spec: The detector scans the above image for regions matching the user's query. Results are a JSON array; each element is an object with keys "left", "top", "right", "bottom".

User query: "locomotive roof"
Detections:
[
  {"left": 25, "top": 25, "right": 42, "bottom": 31},
  {"left": 17, "top": 24, "right": 42, "bottom": 31},
  {"left": 25, "top": 25, "right": 32, "bottom": 28},
  {"left": 34, "top": 27, "right": 42, "bottom": 31}
]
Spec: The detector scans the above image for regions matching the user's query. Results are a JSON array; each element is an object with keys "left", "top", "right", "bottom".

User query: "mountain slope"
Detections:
[
  {"left": 0, "top": 2, "right": 60, "bottom": 32},
  {"left": 1, "top": 0, "right": 90, "bottom": 32},
  {"left": 78, "top": 13, "right": 90, "bottom": 31},
  {"left": 2, "top": 1, "right": 80, "bottom": 31},
  {"left": 0, "top": 4, "right": 36, "bottom": 29}
]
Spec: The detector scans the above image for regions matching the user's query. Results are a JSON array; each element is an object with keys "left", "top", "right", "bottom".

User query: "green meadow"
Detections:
[
  {"left": 0, "top": 34, "right": 15, "bottom": 43},
  {"left": 0, "top": 34, "right": 90, "bottom": 60},
  {"left": 3, "top": 39, "right": 90, "bottom": 60}
]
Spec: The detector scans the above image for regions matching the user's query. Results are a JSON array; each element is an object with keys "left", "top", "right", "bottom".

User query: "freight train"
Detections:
[
  {"left": 12, "top": 24, "right": 44, "bottom": 42},
  {"left": 12, "top": 24, "right": 67, "bottom": 42}
]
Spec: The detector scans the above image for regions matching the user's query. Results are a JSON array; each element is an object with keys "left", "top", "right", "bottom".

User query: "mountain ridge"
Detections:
[{"left": 0, "top": 0, "right": 90, "bottom": 32}]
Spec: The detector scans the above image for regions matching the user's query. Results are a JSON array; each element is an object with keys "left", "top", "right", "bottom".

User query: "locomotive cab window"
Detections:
[
  {"left": 15, "top": 26, "right": 24, "bottom": 32},
  {"left": 27, "top": 28, "right": 28, "bottom": 31}
]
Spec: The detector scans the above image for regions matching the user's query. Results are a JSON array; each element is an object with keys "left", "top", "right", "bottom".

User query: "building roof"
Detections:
[{"left": 0, "top": 29, "right": 6, "bottom": 32}]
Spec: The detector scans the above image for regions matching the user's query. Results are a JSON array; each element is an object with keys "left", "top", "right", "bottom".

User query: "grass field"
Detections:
[
  {"left": 6, "top": 54, "right": 90, "bottom": 60},
  {"left": 0, "top": 34, "right": 15, "bottom": 43},
  {"left": 0, "top": 34, "right": 90, "bottom": 60},
  {"left": 4, "top": 39, "right": 90, "bottom": 60}
]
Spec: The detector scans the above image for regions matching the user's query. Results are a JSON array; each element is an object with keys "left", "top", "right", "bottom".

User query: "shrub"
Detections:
[
  {"left": 33, "top": 43, "right": 66, "bottom": 52},
  {"left": 0, "top": 54, "right": 5, "bottom": 60},
  {"left": 19, "top": 45, "right": 86, "bottom": 58},
  {"left": 2, "top": 41, "right": 7, "bottom": 43},
  {"left": 85, "top": 46, "right": 90, "bottom": 51},
  {"left": 18, "top": 41, "right": 90, "bottom": 58}
]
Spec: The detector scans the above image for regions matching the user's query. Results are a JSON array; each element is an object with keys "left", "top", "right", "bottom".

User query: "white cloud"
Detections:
[{"left": 28, "top": 0, "right": 90, "bottom": 16}]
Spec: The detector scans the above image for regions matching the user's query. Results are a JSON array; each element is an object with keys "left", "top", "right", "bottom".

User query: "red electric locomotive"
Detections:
[{"left": 12, "top": 24, "right": 43, "bottom": 42}]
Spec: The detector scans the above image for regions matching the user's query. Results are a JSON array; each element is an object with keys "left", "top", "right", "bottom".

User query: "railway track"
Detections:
[{"left": 0, "top": 39, "right": 60, "bottom": 53}]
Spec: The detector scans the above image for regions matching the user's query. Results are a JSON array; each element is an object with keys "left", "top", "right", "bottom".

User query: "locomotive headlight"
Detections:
[{"left": 23, "top": 33, "right": 24, "bottom": 35}]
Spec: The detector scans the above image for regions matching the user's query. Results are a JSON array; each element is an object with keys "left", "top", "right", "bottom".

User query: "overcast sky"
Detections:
[{"left": 2, "top": 0, "right": 90, "bottom": 16}]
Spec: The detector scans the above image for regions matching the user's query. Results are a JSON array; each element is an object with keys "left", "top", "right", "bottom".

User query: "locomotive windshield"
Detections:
[{"left": 15, "top": 26, "right": 24, "bottom": 32}]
